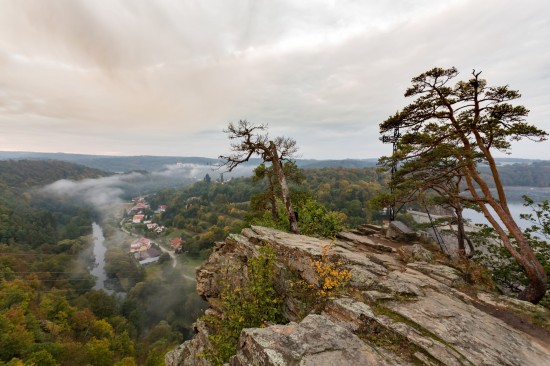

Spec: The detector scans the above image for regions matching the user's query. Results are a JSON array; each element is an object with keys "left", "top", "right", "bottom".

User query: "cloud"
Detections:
[{"left": 0, "top": 0, "right": 548, "bottom": 159}]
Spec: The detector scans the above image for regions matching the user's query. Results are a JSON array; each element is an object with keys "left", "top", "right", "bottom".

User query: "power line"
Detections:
[
  {"left": 0, "top": 253, "right": 82, "bottom": 257},
  {"left": 0, "top": 288, "right": 114, "bottom": 295},
  {"left": 4, "top": 271, "right": 94, "bottom": 274}
]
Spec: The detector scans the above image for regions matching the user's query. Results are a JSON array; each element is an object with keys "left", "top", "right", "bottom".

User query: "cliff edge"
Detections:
[{"left": 166, "top": 225, "right": 550, "bottom": 366}]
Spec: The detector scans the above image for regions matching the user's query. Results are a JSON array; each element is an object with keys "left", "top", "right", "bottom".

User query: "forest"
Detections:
[
  {"left": 0, "top": 161, "right": 204, "bottom": 365},
  {"left": 0, "top": 158, "right": 395, "bottom": 365},
  {"left": 0, "top": 149, "right": 549, "bottom": 365}
]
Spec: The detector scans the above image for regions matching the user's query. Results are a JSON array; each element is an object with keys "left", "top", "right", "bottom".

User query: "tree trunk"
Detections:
[
  {"left": 454, "top": 205, "right": 466, "bottom": 255},
  {"left": 493, "top": 208, "right": 548, "bottom": 303},
  {"left": 464, "top": 114, "right": 547, "bottom": 303},
  {"left": 269, "top": 142, "right": 300, "bottom": 234},
  {"left": 464, "top": 234, "right": 475, "bottom": 258},
  {"left": 267, "top": 175, "right": 278, "bottom": 221},
  {"left": 465, "top": 172, "right": 547, "bottom": 303},
  {"left": 452, "top": 134, "right": 548, "bottom": 304}
]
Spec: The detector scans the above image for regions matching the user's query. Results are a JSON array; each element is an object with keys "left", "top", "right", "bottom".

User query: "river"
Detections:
[{"left": 90, "top": 222, "right": 113, "bottom": 294}]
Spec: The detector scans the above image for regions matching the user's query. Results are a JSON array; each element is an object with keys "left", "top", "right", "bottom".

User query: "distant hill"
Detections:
[
  {"left": 0, "top": 151, "right": 380, "bottom": 172},
  {"left": 0, "top": 151, "right": 220, "bottom": 173},
  {"left": 0, "top": 159, "right": 109, "bottom": 188},
  {"left": 296, "top": 159, "right": 379, "bottom": 169},
  {"left": 478, "top": 160, "right": 549, "bottom": 188},
  {"left": 1, "top": 152, "right": 547, "bottom": 187},
  {"left": 0, "top": 159, "right": 109, "bottom": 247}
]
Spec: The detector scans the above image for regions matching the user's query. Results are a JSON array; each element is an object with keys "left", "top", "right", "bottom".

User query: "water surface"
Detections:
[{"left": 90, "top": 222, "right": 113, "bottom": 294}]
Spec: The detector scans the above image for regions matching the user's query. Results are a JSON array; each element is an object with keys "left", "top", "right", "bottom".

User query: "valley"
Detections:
[{"left": 0, "top": 156, "right": 548, "bottom": 365}]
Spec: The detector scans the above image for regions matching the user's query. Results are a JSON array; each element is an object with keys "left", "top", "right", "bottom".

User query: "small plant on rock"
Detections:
[
  {"left": 295, "top": 243, "right": 352, "bottom": 303},
  {"left": 200, "top": 246, "right": 284, "bottom": 365}
]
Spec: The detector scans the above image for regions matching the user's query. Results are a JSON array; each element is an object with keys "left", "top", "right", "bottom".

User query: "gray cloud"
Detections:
[{"left": 0, "top": 0, "right": 548, "bottom": 159}]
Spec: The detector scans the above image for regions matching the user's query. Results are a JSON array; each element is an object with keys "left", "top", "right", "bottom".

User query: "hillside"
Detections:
[
  {"left": 0, "top": 151, "right": 380, "bottom": 172},
  {"left": 166, "top": 226, "right": 550, "bottom": 365},
  {"left": 0, "top": 159, "right": 109, "bottom": 188},
  {"left": 0, "top": 152, "right": 220, "bottom": 173},
  {"left": 0, "top": 160, "right": 108, "bottom": 246},
  {"left": 0, "top": 160, "right": 206, "bottom": 365},
  {"left": 2, "top": 151, "right": 548, "bottom": 187}
]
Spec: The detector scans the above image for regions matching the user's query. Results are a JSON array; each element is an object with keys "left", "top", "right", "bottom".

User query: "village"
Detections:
[{"left": 123, "top": 196, "right": 184, "bottom": 267}]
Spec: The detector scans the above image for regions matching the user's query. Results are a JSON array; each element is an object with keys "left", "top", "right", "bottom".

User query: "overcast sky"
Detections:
[{"left": 0, "top": 0, "right": 549, "bottom": 159}]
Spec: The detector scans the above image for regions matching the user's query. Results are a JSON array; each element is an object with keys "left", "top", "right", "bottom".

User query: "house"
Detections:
[
  {"left": 170, "top": 237, "right": 183, "bottom": 250},
  {"left": 159, "top": 205, "right": 167, "bottom": 212},
  {"left": 130, "top": 237, "right": 151, "bottom": 253},
  {"left": 147, "top": 223, "right": 158, "bottom": 230},
  {"left": 134, "top": 246, "right": 162, "bottom": 266},
  {"left": 132, "top": 214, "right": 145, "bottom": 224},
  {"left": 129, "top": 202, "right": 149, "bottom": 214}
]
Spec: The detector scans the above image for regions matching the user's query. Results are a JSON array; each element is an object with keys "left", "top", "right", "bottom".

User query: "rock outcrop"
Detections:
[{"left": 166, "top": 226, "right": 550, "bottom": 366}]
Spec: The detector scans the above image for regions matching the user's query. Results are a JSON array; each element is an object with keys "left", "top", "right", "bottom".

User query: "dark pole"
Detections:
[{"left": 381, "top": 126, "right": 400, "bottom": 221}]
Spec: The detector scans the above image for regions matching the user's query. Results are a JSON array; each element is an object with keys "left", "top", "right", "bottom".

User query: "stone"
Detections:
[
  {"left": 229, "top": 314, "right": 409, "bottom": 366},
  {"left": 346, "top": 264, "right": 379, "bottom": 289},
  {"left": 386, "top": 221, "right": 416, "bottom": 241},
  {"left": 406, "top": 262, "right": 464, "bottom": 287},
  {"left": 169, "top": 226, "right": 550, "bottom": 366},
  {"left": 337, "top": 231, "right": 394, "bottom": 252},
  {"left": 387, "top": 291, "right": 550, "bottom": 365},
  {"left": 362, "top": 290, "right": 395, "bottom": 302},
  {"left": 397, "top": 244, "right": 433, "bottom": 263},
  {"left": 378, "top": 271, "right": 426, "bottom": 297},
  {"left": 165, "top": 321, "right": 212, "bottom": 366},
  {"left": 323, "top": 297, "right": 375, "bottom": 331}
]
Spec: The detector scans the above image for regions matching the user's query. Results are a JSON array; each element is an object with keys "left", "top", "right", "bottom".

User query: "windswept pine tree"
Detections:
[{"left": 380, "top": 67, "right": 548, "bottom": 303}]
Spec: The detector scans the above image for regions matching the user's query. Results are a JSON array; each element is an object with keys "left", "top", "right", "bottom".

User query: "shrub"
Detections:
[
  {"left": 294, "top": 243, "right": 352, "bottom": 303},
  {"left": 297, "top": 199, "right": 347, "bottom": 238},
  {"left": 251, "top": 198, "right": 346, "bottom": 238},
  {"left": 200, "top": 246, "right": 283, "bottom": 365}
]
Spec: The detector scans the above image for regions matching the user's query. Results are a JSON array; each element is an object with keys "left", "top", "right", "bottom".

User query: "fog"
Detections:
[
  {"left": 40, "top": 162, "right": 254, "bottom": 211},
  {"left": 38, "top": 162, "right": 225, "bottom": 340}
]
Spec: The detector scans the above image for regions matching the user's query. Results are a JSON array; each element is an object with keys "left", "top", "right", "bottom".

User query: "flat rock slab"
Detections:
[
  {"left": 337, "top": 231, "right": 394, "bottom": 252},
  {"left": 387, "top": 291, "right": 550, "bottom": 365},
  {"left": 229, "top": 314, "right": 409, "bottom": 366},
  {"left": 390, "top": 221, "right": 415, "bottom": 235}
]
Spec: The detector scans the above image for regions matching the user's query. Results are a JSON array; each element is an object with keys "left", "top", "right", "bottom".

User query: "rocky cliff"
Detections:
[{"left": 166, "top": 225, "right": 550, "bottom": 366}]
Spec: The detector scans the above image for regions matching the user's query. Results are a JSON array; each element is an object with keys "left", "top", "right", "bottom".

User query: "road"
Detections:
[{"left": 158, "top": 244, "right": 177, "bottom": 269}]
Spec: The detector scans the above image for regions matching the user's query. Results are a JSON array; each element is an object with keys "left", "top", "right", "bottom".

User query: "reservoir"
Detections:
[{"left": 462, "top": 202, "right": 544, "bottom": 238}]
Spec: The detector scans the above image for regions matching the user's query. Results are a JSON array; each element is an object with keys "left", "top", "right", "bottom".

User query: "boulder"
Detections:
[
  {"left": 386, "top": 221, "right": 416, "bottom": 242},
  {"left": 229, "top": 314, "right": 408, "bottom": 366}
]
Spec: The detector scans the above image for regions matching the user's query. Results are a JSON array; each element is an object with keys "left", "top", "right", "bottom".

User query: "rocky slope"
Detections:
[{"left": 166, "top": 225, "right": 550, "bottom": 366}]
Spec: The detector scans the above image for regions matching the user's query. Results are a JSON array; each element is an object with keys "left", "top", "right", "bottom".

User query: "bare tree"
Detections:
[
  {"left": 252, "top": 161, "right": 305, "bottom": 222},
  {"left": 219, "top": 120, "right": 300, "bottom": 234}
]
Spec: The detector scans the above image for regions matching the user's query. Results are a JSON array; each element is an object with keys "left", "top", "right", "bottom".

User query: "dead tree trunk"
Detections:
[{"left": 269, "top": 141, "right": 300, "bottom": 234}]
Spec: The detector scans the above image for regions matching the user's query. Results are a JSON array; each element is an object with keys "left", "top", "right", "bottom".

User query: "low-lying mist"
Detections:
[
  {"left": 40, "top": 163, "right": 253, "bottom": 212},
  {"left": 34, "top": 162, "right": 241, "bottom": 342}
]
